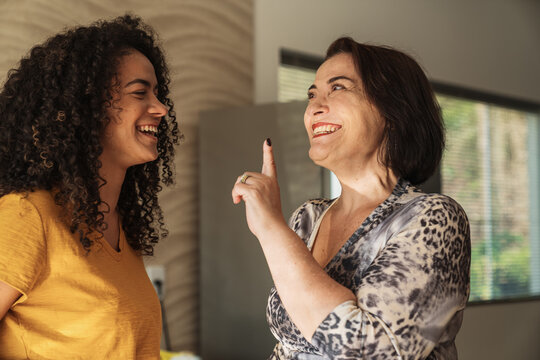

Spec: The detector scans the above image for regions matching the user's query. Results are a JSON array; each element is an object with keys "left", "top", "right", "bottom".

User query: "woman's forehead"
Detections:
[
  {"left": 315, "top": 53, "right": 359, "bottom": 83},
  {"left": 116, "top": 51, "right": 157, "bottom": 86}
]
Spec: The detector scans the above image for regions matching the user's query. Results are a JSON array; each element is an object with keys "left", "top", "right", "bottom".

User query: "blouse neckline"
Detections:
[{"left": 309, "top": 178, "right": 410, "bottom": 270}]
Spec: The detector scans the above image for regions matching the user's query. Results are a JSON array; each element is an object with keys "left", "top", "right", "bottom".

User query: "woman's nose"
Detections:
[
  {"left": 309, "top": 98, "right": 329, "bottom": 116},
  {"left": 151, "top": 96, "right": 168, "bottom": 117}
]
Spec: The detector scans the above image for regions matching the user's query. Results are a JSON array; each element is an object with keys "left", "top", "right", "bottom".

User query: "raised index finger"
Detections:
[{"left": 261, "top": 138, "right": 276, "bottom": 178}]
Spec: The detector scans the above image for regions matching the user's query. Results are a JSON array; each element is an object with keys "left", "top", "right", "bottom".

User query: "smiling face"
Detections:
[
  {"left": 304, "top": 52, "right": 386, "bottom": 172},
  {"left": 100, "top": 50, "right": 167, "bottom": 171}
]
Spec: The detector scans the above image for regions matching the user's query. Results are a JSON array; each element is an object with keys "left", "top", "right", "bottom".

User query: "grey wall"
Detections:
[
  {"left": 199, "top": 102, "right": 319, "bottom": 359},
  {"left": 255, "top": 0, "right": 540, "bottom": 104},
  {"left": 458, "top": 300, "right": 540, "bottom": 359},
  {"left": 199, "top": 104, "right": 279, "bottom": 360}
]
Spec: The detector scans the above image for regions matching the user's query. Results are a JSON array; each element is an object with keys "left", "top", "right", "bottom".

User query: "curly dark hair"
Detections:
[
  {"left": 326, "top": 37, "right": 444, "bottom": 185},
  {"left": 0, "top": 14, "right": 181, "bottom": 255}
]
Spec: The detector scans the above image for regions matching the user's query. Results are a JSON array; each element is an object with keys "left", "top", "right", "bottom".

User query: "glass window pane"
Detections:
[
  {"left": 440, "top": 94, "right": 540, "bottom": 302},
  {"left": 278, "top": 64, "right": 315, "bottom": 102}
]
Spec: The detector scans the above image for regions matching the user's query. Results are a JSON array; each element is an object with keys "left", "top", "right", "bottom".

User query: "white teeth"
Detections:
[
  {"left": 313, "top": 124, "right": 340, "bottom": 135},
  {"left": 137, "top": 125, "right": 158, "bottom": 135}
]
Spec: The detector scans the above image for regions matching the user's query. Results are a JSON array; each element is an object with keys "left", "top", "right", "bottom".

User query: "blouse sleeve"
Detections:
[
  {"left": 0, "top": 194, "right": 46, "bottom": 306},
  {"left": 310, "top": 195, "right": 471, "bottom": 359}
]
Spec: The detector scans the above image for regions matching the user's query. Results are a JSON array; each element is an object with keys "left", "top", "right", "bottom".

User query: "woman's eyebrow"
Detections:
[
  {"left": 125, "top": 78, "right": 151, "bottom": 88},
  {"left": 308, "top": 75, "right": 354, "bottom": 91},
  {"left": 328, "top": 75, "right": 353, "bottom": 83}
]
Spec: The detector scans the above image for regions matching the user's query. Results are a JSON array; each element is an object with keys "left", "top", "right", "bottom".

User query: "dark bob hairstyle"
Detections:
[
  {"left": 0, "top": 14, "right": 181, "bottom": 254},
  {"left": 326, "top": 37, "right": 444, "bottom": 185}
]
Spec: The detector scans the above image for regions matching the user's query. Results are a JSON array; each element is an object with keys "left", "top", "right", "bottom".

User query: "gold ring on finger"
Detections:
[{"left": 240, "top": 173, "right": 250, "bottom": 184}]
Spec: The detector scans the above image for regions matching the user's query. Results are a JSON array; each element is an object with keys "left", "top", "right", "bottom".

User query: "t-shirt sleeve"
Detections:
[
  {"left": 0, "top": 194, "right": 46, "bottom": 306},
  {"left": 310, "top": 195, "right": 471, "bottom": 359}
]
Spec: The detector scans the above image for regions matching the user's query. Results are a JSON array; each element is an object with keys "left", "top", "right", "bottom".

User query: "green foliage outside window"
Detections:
[{"left": 440, "top": 95, "right": 537, "bottom": 301}]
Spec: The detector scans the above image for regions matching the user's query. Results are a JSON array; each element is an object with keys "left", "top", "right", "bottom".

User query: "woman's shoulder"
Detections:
[
  {"left": 396, "top": 191, "right": 470, "bottom": 239},
  {"left": 1, "top": 189, "right": 54, "bottom": 202},
  {"left": 298, "top": 198, "right": 335, "bottom": 211},
  {"left": 0, "top": 190, "right": 57, "bottom": 216},
  {"left": 413, "top": 192, "right": 467, "bottom": 218},
  {"left": 400, "top": 183, "right": 468, "bottom": 219},
  {"left": 288, "top": 198, "right": 335, "bottom": 234},
  {"left": 291, "top": 198, "right": 335, "bottom": 220}
]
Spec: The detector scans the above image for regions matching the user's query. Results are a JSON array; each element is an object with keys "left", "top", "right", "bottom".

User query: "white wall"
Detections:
[
  {"left": 255, "top": 0, "right": 540, "bottom": 104},
  {"left": 255, "top": 1, "right": 540, "bottom": 359}
]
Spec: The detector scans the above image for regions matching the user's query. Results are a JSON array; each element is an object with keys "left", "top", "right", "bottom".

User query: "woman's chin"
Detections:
[
  {"left": 132, "top": 153, "right": 159, "bottom": 166},
  {"left": 308, "top": 148, "right": 331, "bottom": 167}
]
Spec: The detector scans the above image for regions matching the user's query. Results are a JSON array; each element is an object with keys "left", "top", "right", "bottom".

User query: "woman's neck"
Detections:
[
  {"left": 97, "top": 160, "right": 126, "bottom": 250},
  {"left": 331, "top": 164, "right": 398, "bottom": 215},
  {"left": 98, "top": 160, "right": 126, "bottom": 216}
]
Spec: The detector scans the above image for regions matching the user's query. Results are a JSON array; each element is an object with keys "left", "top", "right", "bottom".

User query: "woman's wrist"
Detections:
[{"left": 254, "top": 216, "right": 290, "bottom": 245}]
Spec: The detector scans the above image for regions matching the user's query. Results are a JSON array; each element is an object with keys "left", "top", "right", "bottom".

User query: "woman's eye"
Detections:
[
  {"left": 331, "top": 83, "right": 345, "bottom": 91},
  {"left": 133, "top": 90, "right": 146, "bottom": 96},
  {"left": 307, "top": 92, "right": 315, "bottom": 100}
]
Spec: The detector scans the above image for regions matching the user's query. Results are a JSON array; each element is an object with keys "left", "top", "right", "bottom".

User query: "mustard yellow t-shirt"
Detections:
[{"left": 0, "top": 190, "right": 162, "bottom": 359}]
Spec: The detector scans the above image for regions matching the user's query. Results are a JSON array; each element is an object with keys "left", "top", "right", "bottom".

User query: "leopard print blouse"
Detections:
[{"left": 266, "top": 179, "right": 471, "bottom": 360}]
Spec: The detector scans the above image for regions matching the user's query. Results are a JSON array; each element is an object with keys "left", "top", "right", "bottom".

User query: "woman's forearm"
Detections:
[
  {"left": 231, "top": 141, "right": 356, "bottom": 340},
  {"left": 257, "top": 221, "right": 356, "bottom": 341}
]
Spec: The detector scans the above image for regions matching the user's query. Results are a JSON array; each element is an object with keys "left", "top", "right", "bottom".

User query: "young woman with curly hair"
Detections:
[{"left": 0, "top": 15, "right": 180, "bottom": 358}]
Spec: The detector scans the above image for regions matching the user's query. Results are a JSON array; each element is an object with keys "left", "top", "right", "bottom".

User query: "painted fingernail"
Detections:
[{"left": 266, "top": 138, "right": 272, "bottom": 146}]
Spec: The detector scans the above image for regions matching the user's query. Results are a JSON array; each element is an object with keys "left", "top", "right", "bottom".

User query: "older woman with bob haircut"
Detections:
[{"left": 232, "top": 37, "right": 471, "bottom": 359}]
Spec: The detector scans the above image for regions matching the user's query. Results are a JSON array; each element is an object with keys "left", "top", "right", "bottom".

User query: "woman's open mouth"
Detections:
[
  {"left": 312, "top": 123, "right": 342, "bottom": 138},
  {"left": 136, "top": 125, "right": 158, "bottom": 139}
]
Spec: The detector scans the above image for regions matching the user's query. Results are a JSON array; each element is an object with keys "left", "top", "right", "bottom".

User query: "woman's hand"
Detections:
[
  {"left": 232, "top": 139, "right": 286, "bottom": 239},
  {"left": 232, "top": 139, "right": 356, "bottom": 340}
]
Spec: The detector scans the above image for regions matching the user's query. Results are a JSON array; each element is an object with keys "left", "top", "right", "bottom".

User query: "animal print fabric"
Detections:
[{"left": 266, "top": 179, "right": 471, "bottom": 360}]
